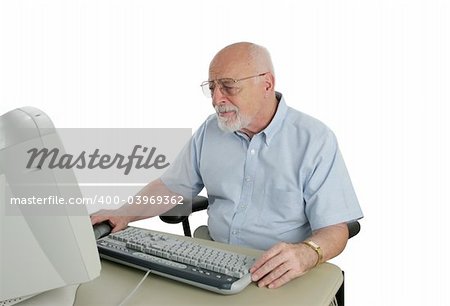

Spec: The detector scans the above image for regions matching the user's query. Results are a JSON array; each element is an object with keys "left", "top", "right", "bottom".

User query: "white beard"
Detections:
[{"left": 215, "top": 105, "right": 251, "bottom": 133}]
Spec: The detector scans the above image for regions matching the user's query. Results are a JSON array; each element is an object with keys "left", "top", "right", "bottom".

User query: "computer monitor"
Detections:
[{"left": 0, "top": 107, "right": 101, "bottom": 304}]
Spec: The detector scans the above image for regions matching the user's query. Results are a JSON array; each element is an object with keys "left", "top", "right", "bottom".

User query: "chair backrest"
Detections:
[{"left": 347, "top": 220, "right": 361, "bottom": 239}]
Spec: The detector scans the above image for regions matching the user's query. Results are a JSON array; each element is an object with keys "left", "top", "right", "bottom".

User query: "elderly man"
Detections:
[{"left": 92, "top": 42, "right": 363, "bottom": 289}]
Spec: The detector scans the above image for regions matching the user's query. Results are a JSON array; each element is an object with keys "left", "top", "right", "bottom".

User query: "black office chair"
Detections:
[{"left": 160, "top": 195, "right": 361, "bottom": 306}]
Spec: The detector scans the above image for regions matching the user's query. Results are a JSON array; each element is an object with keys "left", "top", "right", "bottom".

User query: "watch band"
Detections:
[{"left": 302, "top": 240, "right": 323, "bottom": 267}]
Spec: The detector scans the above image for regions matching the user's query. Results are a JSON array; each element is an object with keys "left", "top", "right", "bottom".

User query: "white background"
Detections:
[{"left": 1, "top": 0, "right": 449, "bottom": 305}]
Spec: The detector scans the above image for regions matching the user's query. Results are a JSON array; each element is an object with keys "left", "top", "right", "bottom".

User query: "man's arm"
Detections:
[
  {"left": 250, "top": 222, "right": 349, "bottom": 289},
  {"left": 90, "top": 178, "right": 182, "bottom": 232}
]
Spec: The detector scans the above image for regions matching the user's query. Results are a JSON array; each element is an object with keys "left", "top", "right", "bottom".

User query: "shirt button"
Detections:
[
  {"left": 250, "top": 149, "right": 256, "bottom": 155},
  {"left": 232, "top": 230, "right": 239, "bottom": 235},
  {"left": 245, "top": 177, "right": 251, "bottom": 182}
]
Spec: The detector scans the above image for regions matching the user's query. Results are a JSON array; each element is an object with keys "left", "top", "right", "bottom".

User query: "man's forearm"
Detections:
[
  {"left": 303, "top": 222, "right": 349, "bottom": 267},
  {"left": 118, "top": 178, "right": 185, "bottom": 223}
]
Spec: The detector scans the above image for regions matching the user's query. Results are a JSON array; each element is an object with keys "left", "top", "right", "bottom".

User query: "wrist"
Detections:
[{"left": 301, "top": 240, "right": 323, "bottom": 268}]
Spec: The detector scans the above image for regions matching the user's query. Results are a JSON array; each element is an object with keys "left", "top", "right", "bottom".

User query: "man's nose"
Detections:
[{"left": 211, "top": 86, "right": 227, "bottom": 105}]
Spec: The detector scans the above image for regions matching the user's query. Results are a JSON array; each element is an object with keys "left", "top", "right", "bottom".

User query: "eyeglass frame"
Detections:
[{"left": 200, "top": 72, "right": 268, "bottom": 98}]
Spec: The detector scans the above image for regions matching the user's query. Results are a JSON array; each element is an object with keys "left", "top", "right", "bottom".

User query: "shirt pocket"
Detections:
[{"left": 258, "top": 188, "right": 306, "bottom": 227}]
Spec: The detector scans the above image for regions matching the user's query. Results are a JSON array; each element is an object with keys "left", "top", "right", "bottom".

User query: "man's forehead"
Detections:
[
  {"left": 209, "top": 56, "right": 253, "bottom": 80},
  {"left": 208, "top": 65, "right": 235, "bottom": 80}
]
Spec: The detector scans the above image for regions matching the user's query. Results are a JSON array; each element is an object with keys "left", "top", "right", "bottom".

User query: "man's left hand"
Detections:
[{"left": 250, "top": 242, "right": 318, "bottom": 289}]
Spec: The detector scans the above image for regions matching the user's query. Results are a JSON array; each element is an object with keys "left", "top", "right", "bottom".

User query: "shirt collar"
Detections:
[
  {"left": 235, "top": 91, "right": 287, "bottom": 145},
  {"left": 261, "top": 91, "right": 287, "bottom": 146}
]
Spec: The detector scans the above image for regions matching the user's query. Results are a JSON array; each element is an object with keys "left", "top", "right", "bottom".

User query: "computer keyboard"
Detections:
[{"left": 96, "top": 227, "right": 257, "bottom": 295}]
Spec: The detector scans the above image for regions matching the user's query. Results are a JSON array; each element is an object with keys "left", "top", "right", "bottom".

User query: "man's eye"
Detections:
[
  {"left": 221, "top": 81, "right": 237, "bottom": 89},
  {"left": 225, "top": 87, "right": 240, "bottom": 96}
]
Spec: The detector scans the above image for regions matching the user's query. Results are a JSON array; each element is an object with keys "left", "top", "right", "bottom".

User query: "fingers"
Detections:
[
  {"left": 90, "top": 210, "right": 128, "bottom": 233},
  {"left": 109, "top": 218, "right": 128, "bottom": 233},
  {"left": 90, "top": 211, "right": 111, "bottom": 225},
  {"left": 262, "top": 269, "right": 301, "bottom": 289},
  {"left": 250, "top": 243, "right": 284, "bottom": 281},
  {"left": 255, "top": 261, "right": 290, "bottom": 288},
  {"left": 250, "top": 242, "right": 307, "bottom": 289}
]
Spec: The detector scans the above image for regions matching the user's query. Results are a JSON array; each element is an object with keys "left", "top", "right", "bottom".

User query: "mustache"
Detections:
[{"left": 215, "top": 104, "right": 238, "bottom": 114}]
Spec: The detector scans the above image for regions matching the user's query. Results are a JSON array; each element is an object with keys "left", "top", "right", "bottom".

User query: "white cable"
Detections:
[{"left": 118, "top": 270, "right": 151, "bottom": 306}]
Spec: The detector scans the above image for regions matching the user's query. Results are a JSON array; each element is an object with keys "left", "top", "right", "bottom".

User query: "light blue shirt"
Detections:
[{"left": 161, "top": 92, "right": 363, "bottom": 250}]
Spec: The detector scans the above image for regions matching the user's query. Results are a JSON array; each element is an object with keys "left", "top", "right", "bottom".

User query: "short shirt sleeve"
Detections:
[
  {"left": 160, "top": 121, "right": 207, "bottom": 198},
  {"left": 303, "top": 130, "right": 363, "bottom": 231}
]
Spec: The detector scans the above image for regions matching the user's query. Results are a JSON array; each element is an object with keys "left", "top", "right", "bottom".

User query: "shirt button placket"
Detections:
[{"left": 230, "top": 139, "right": 259, "bottom": 244}]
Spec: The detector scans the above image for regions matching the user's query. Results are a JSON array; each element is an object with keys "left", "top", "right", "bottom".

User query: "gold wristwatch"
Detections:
[{"left": 302, "top": 240, "right": 323, "bottom": 267}]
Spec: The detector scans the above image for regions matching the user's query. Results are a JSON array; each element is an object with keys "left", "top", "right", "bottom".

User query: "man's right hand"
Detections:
[
  {"left": 89, "top": 179, "right": 179, "bottom": 233},
  {"left": 90, "top": 209, "right": 132, "bottom": 233}
]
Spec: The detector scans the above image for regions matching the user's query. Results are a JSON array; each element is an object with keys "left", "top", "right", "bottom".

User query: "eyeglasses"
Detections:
[{"left": 200, "top": 72, "right": 268, "bottom": 98}]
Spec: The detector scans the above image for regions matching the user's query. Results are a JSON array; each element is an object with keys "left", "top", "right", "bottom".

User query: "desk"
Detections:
[{"left": 75, "top": 232, "right": 343, "bottom": 306}]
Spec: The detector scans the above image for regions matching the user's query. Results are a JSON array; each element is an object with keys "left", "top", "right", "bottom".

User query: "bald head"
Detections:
[{"left": 209, "top": 42, "right": 275, "bottom": 79}]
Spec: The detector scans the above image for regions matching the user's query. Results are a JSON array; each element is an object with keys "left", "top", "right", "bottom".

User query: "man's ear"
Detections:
[{"left": 264, "top": 72, "right": 275, "bottom": 93}]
